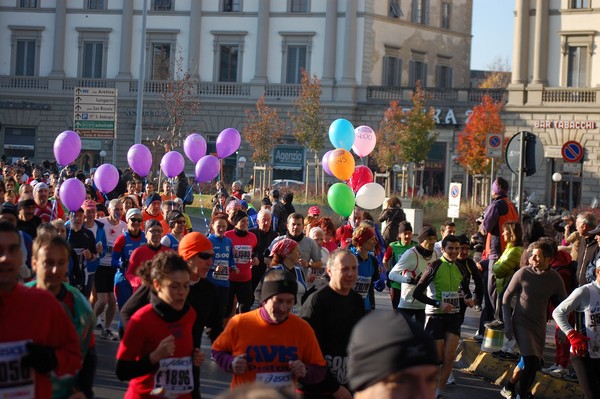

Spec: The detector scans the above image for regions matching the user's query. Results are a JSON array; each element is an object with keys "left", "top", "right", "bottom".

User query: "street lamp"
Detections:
[
  {"left": 99, "top": 150, "right": 107, "bottom": 164},
  {"left": 238, "top": 156, "right": 247, "bottom": 182},
  {"left": 552, "top": 172, "right": 562, "bottom": 209}
]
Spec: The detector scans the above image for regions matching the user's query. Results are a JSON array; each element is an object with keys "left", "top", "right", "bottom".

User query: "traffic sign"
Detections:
[
  {"left": 447, "top": 182, "right": 462, "bottom": 219},
  {"left": 561, "top": 141, "right": 584, "bottom": 163},
  {"left": 505, "top": 131, "right": 544, "bottom": 176},
  {"left": 486, "top": 133, "right": 504, "bottom": 158},
  {"left": 73, "top": 87, "right": 117, "bottom": 139}
]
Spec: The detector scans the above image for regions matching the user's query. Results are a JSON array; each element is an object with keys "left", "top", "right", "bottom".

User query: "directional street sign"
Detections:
[
  {"left": 561, "top": 141, "right": 584, "bottom": 163},
  {"left": 73, "top": 87, "right": 117, "bottom": 139}
]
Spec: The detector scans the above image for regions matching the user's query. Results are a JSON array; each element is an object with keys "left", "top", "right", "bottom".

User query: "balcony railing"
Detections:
[
  {"left": 63, "top": 78, "right": 115, "bottom": 91},
  {"left": 265, "top": 84, "right": 301, "bottom": 98},
  {"left": 198, "top": 82, "right": 250, "bottom": 97},
  {"left": 366, "top": 86, "right": 506, "bottom": 104},
  {"left": 0, "top": 76, "right": 48, "bottom": 90},
  {"left": 542, "top": 88, "right": 597, "bottom": 103}
]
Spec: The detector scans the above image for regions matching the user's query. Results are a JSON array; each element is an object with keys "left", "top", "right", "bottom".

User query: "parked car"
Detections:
[{"left": 271, "top": 179, "right": 305, "bottom": 192}]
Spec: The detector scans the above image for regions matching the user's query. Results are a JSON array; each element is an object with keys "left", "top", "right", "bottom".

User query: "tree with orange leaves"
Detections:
[
  {"left": 243, "top": 95, "right": 286, "bottom": 164},
  {"left": 456, "top": 94, "right": 505, "bottom": 175}
]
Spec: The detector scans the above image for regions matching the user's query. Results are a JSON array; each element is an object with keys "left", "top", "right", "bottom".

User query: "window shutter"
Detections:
[
  {"left": 409, "top": 60, "right": 415, "bottom": 85},
  {"left": 383, "top": 55, "right": 391, "bottom": 85},
  {"left": 394, "top": 58, "right": 402, "bottom": 86}
]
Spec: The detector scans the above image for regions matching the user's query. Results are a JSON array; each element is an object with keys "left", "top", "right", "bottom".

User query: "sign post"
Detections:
[
  {"left": 447, "top": 182, "right": 462, "bottom": 220},
  {"left": 486, "top": 133, "right": 504, "bottom": 201}
]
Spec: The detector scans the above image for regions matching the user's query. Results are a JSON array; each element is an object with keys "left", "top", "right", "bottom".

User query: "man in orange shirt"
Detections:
[
  {"left": 141, "top": 193, "right": 164, "bottom": 224},
  {"left": 211, "top": 269, "right": 326, "bottom": 391}
]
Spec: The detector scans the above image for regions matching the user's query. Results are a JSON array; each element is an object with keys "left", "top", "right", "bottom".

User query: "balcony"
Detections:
[
  {"left": 366, "top": 86, "right": 506, "bottom": 104},
  {"left": 507, "top": 85, "right": 600, "bottom": 108}
]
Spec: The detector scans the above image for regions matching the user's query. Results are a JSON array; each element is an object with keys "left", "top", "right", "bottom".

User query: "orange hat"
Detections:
[{"left": 178, "top": 232, "right": 213, "bottom": 261}]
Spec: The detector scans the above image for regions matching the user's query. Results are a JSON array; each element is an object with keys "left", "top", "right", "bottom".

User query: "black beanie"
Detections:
[
  {"left": 398, "top": 221, "right": 413, "bottom": 233},
  {"left": 348, "top": 311, "right": 439, "bottom": 392},
  {"left": 231, "top": 210, "right": 248, "bottom": 226},
  {"left": 260, "top": 270, "right": 298, "bottom": 304},
  {"left": 417, "top": 226, "right": 437, "bottom": 242}
]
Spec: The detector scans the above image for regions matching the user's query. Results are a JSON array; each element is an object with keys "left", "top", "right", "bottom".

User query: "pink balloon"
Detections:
[
  {"left": 183, "top": 133, "right": 207, "bottom": 163},
  {"left": 59, "top": 178, "right": 86, "bottom": 212},
  {"left": 160, "top": 151, "right": 185, "bottom": 178},
  {"left": 195, "top": 155, "right": 220, "bottom": 183},
  {"left": 322, "top": 150, "right": 334, "bottom": 176},
  {"left": 94, "top": 164, "right": 119, "bottom": 193},
  {"left": 54, "top": 130, "right": 82, "bottom": 166},
  {"left": 352, "top": 125, "right": 376, "bottom": 158},
  {"left": 216, "top": 128, "right": 241, "bottom": 159},
  {"left": 127, "top": 144, "right": 153, "bottom": 177}
]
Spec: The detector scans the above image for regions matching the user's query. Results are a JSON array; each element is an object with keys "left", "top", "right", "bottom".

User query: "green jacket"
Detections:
[{"left": 492, "top": 243, "right": 524, "bottom": 294}]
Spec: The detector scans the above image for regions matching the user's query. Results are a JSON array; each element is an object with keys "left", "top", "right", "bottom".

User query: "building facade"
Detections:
[
  {"left": 505, "top": 0, "right": 600, "bottom": 209},
  {"left": 0, "top": 0, "right": 499, "bottom": 196}
]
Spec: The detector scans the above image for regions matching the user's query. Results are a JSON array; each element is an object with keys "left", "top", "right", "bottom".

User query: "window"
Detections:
[
  {"left": 76, "top": 28, "right": 110, "bottom": 79},
  {"left": 441, "top": 2, "right": 450, "bottom": 29},
  {"left": 10, "top": 26, "right": 43, "bottom": 76},
  {"left": 286, "top": 46, "right": 307, "bottom": 83},
  {"left": 411, "top": 0, "right": 429, "bottom": 24},
  {"left": 15, "top": 40, "right": 36, "bottom": 76},
  {"left": 145, "top": 30, "right": 177, "bottom": 80},
  {"left": 86, "top": 0, "right": 105, "bottom": 10},
  {"left": 18, "top": 0, "right": 37, "bottom": 7},
  {"left": 389, "top": 0, "right": 403, "bottom": 18},
  {"left": 436, "top": 64, "right": 452, "bottom": 88},
  {"left": 152, "top": 0, "right": 172, "bottom": 11},
  {"left": 212, "top": 31, "right": 246, "bottom": 82},
  {"left": 382, "top": 55, "right": 402, "bottom": 86},
  {"left": 560, "top": 32, "right": 593, "bottom": 87},
  {"left": 570, "top": 0, "right": 589, "bottom": 9},
  {"left": 289, "top": 0, "right": 309, "bottom": 13},
  {"left": 409, "top": 59, "right": 427, "bottom": 86},
  {"left": 219, "top": 45, "right": 239, "bottom": 82},
  {"left": 567, "top": 46, "right": 587, "bottom": 87},
  {"left": 150, "top": 43, "right": 171, "bottom": 80},
  {"left": 222, "top": 0, "right": 241, "bottom": 12},
  {"left": 82, "top": 42, "right": 103, "bottom": 78}
]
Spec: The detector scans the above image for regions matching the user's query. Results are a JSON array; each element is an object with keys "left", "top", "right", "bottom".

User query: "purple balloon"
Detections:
[
  {"left": 54, "top": 130, "right": 82, "bottom": 166},
  {"left": 127, "top": 144, "right": 153, "bottom": 177},
  {"left": 94, "top": 163, "right": 119, "bottom": 193},
  {"left": 195, "top": 155, "right": 220, "bottom": 183},
  {"left": 59, "top": 178, "right": 86, "bottom": 212},
  {"left": 216, "top": 128, "right": 241, "bottom": 159},
  {"left": 160, "top": 151, "right": 185, "bottom": 178},
  {"left": 183, "top": 133, "right": 207, "bottom": 163},
  {"left": 322, "top": 150, "right": 334, "bottom": 176}
]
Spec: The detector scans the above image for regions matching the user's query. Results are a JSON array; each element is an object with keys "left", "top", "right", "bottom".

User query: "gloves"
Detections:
[
  {"left": 373, "top": 270, "right": 386, "bottom": 292},
  {"left": 22, "top": 343, "right": 57, "bottom": 374},
  {"left": 567, "top": 330, "right": 590, "bottom": 356},
  {"left": 404, "top": 277, "right": 418, "bottom": 285}
]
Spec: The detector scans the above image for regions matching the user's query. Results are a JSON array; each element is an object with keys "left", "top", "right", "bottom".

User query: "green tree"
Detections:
[
  {"left": 243, "top": 95, "right": 286, "bottom": 164},
  {"left": 289, "top": 69, "right": 326, "bottom": 158}
]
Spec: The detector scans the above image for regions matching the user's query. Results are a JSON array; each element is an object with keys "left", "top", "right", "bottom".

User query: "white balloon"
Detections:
[{"left": 355, "top": 182, "right": 386, "bottom": 210}]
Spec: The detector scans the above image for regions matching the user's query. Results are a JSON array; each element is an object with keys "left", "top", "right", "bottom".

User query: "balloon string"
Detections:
[
  {"left": 199, "top": 189, "right": 209, "bottom": 234},
  {"left": 183, "top": 185, "right": 194, "bottom": 205},
  {"left": 67, "top": 212, "right": 73, "bottom": 241}
]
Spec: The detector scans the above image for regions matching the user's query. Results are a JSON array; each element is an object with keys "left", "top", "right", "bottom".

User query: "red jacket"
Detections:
[
  {"left": 0, "top": 284, "right": 82, "bottom": 398},
  {"left": 126, "top": 245, "right": 172, "bottom": 291}
]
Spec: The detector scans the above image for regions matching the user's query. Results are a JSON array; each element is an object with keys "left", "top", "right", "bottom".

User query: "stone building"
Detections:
[
  {"left": 0, "top": 0, "right": 500, "bottom": 196},
  {"left": 505, "top": 0, "right": 600, "bottom": 209}
]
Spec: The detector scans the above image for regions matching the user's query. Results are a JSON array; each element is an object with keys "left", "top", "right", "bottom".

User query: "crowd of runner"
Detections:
[{"left": 0, "top": 160, "right": 599, "bottom": 399}]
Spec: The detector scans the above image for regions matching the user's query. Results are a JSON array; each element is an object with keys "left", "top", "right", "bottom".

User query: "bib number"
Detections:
[
  {"left": 153, "top": 356, "right": 193, "bottom": 398},
  {"left": 0, "top": 340, "right": 35, "bottom": 399},
  {"left": 353, "top": 276, "right": 372, "bottom": 299},
  {"left": 442, "top": 292, "right": 460, "bottom": 314},
  {"left": 256, "top": 371, "right": 293, "bottom": 389},
  {"left": 212, "top": 260, "right": 230, "bottom": 281}
]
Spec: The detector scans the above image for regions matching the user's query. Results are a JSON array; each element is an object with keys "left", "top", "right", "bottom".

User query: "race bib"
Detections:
[
  {"left": 353, "top": 276, "right": 372, "bottom": 299},
  {"left": 442, "top": 291, "right": 460, "bottom": 314},
  {"left": 290, "top": 305, "right": 301, "bottom": 316},
  {"left": 0, "top": 340, "right": 35, "bottom": 399},
  {"left": 234, "top": 245, "right": 252, "bottom": 264},
  {"left": 256, "top": 371, "right": 293, "bottom": 389},
  {"left": 153, "top": 356, "right": 193, "bottom": 398},
  {"left": 212, "top": 260, "right": 230, "bottom": 281}
]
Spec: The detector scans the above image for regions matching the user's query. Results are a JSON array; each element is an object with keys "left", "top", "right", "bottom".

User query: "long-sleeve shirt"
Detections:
[{"left": 492, "top": 243, "right": 524, "bottom": 294}]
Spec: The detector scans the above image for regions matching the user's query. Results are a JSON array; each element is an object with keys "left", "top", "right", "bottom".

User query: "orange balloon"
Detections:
[{"left": 328, "top": 149, "right": 355, "bottom": 181}]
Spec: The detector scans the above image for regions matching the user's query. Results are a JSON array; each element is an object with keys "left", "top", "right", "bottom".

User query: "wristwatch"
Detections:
[{"left": 435, "top": 300, "right": 441, "bottom": 307}]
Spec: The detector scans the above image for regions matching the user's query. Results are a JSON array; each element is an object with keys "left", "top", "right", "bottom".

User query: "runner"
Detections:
[{"left": 212, "top": 269, "right": 327, "bottom": 391}]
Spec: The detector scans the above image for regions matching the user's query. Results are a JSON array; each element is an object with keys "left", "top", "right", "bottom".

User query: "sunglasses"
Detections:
[
  {"left": 197, "top": 253, "right": 214, "bottom": 260},
  {"left": 129, "top": 218, "right": 143, "bottom": 223}
]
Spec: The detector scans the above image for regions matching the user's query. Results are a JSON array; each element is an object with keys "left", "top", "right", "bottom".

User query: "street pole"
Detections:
[{"left": 134, "top": 0, "right": 148, "bottom": 144}]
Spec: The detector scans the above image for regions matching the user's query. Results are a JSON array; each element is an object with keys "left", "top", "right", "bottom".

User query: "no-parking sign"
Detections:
[
  {"left": 486, "top": 133, "right": 504, "bottom": 158},
  {"left": 561, "top": 141, "right": 584, "bottom": 163},
  {"left": 447, "top": 182, "right": 462, "bottom": 219}
]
